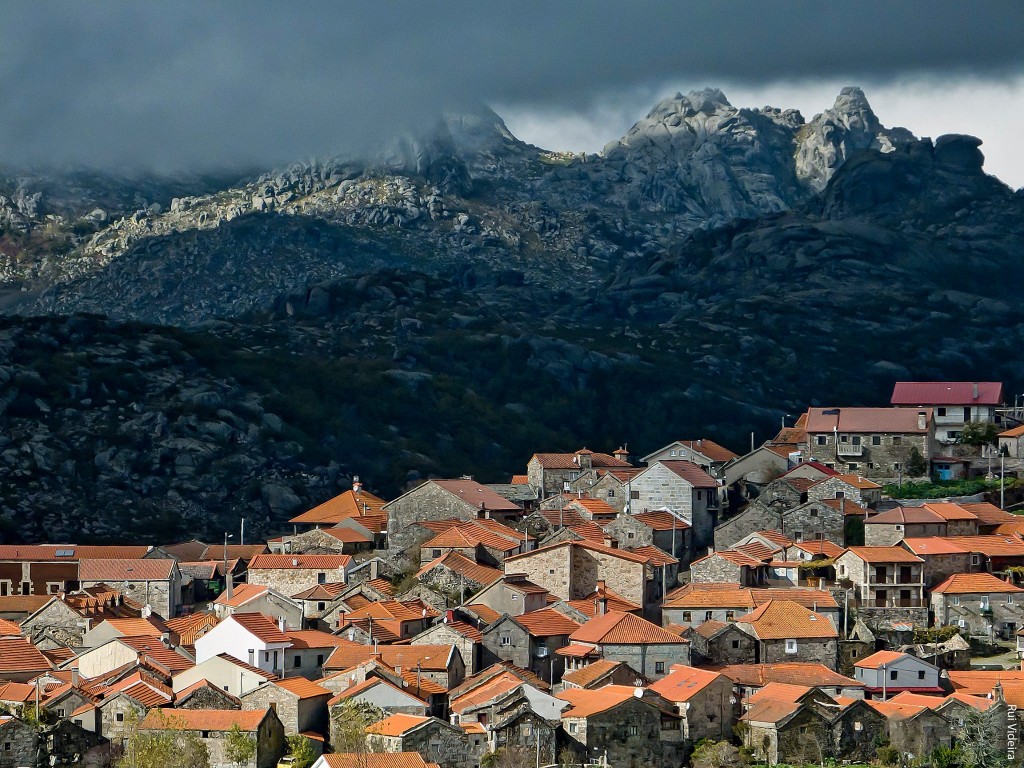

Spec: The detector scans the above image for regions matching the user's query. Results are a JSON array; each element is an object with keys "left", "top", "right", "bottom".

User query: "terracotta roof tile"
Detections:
[
  {"left": 746, "top": 682, "right": 813, "bottom": 704},
  {"left": 0, "top": 618, "right": 22, "bottom": 636},
  {"left": 570, "top": 611, "right": 687, "bottom": 645},
  {"left": 568, "top": 498, "right": 618, "bottom": 517},
  {"left": 947, "top": 670, "right": 1024, "bottom": 696},
  {"left": 891, "top": 382, "right": 1003, "bottom": 406},
  {"left": 450, "top": 672, "right": 523, "bottom": 714},
  {"left": 423, "top": 480, "right": 522, "bottom": 512},
  {"left": 556, "top": 685, "right": 643, "bottom": 718},
  {"left": 711, "top": 663, "right": 861, "bottom": 690},
  {"left": 0, "top": 637, "right": 52, "bottom": 674},
  {"left": 79, "top": 559, "right": 174, "bottom": 581},
  {"left": 866, "top": 507, "right": 946, "bottom": 525},
  {"left": 932, "top": 573, "right": 1024, "bottom": 594},
  {"left": 318, "top": 755, "right": 437, "bottom": 768},
  {"left": 664, "top": 439, "right": 739, "bottom": 462},
  {"left": 736, "top": 601, "right": 837, "bottom": 640},
  {"left": 464, "top": 604, "right": 502, "bottom": 625},
  {"left": 536, "top": 508, "right": 588, "bottom": 528},
  {"left": 286, "top": 630, "right": 359, "bottom": 649},
  {"left": 790, "top": 540, "right": 845, "bottom": 559},
  {"left": 229, "top": 613, "right": 290, "bottom": 644},
  {"left": 213, "top": 583, "right": 269, "bottom": 607},
  {"left": 324, "top": 644, "right": 453, "bottom": 673},
  {"left": 214, "top": 653, "right": 278, "bottom": 681},
  {"left": 940, "top": 536, "right": 1024, "bottom": 557},
  {"left": 625, "top": 545, "right": 677, "bottom": 566},
  {"left": 506, "top": 539, "right": 651, "bottom": 565},
  {"left": 290, "top": 490, "right": 388, "bottom": 525},
  {"left": 567, "top": 522, "right": 608, "bottom": 542},
  {"left": 631, "top": 511, "right": 690, "bottom": 532},
  {"left": 249, "top": 554, "right": 352, "bottom": 570},
  {"left": 531, "top": 451, "right": 632, "bottom": 470},
  {"left": 274, "top": 677, "right": 333, "bottom": 699},
  {"left": 140, "top": 708, "right": 268, "bottom": 731},
  {"left": 366, "top": 713, "right": 431, "bottom": 736},
  {"left": 844, "top": 546, "right": 923, "bottom": 564},
  {"left": 961, "top": 503, "right": 1018, "bottom": 526},
  {"left": 805, "top": 407, "right": 932, "bottom": 434},
  {"left": 565, "top": 586, "right": 641, "bottom": 619},
  {"left": 740, "top": 698, "right": 803, "bottom": 725},
  {"left": 417, "top": 552, "right": 502, "bottom": 587},
  {"left": 516, "top": 609, "right": 581, "bottom": 637},
  {"left": 560, "top": 659, "right": 628, "bottom": 689},
  {"left": 648, "top": 665, "right": 725, "bottom": 702},
  {"left": 292, "top": 583, "right": 349, "bottom": 601}
]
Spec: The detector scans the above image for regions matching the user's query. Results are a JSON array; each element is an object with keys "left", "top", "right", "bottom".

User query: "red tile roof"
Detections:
[
  {"left": 568, "top": 498, "right": 618, "bottom": 518},
  {"left": 556, "top": 685, "right": 646, "bottom": 718},
  {"left": 891, "top": 382, "right": 1003, "bottom": 406},
  {"left": 626, "top": 545, "right": 677, "bottom": 566},
  {"left": 274, "top": 677, "right": 333, "bottom": 699},
  {"left": 712, "top": 663, "right": 862, "bottom": 690},
  {"left": 289, "top": 489, "right": 388, "bottom": 525},
  {"left": 900, "top": 538, "right": 971, "bottom": 556},
  {"left": 565, "top": 586, "right": 642, "bottom": 619},
  {"left": 416, "top": 551, "right": 503, "bottom": 586},
  {"left": 0, "top": 637, "right": 52, "bottom": 674},
  {"left": 570, "top": 611, "right": 687, "bottom": 645},
  {"left": 820, "top": 498, "right": 870, "bottom": 516},
  {"left": 805, "top": 407, "right": 932, "bottom": 433},
  {"left": 465, "top": 604, "right": 502, "bottom": 625},
  {"left": 140, "top": 708, "right": 268, "bottom": 731},
  {"left": 516, "top": 609, "right": 581, "bottom": 637},
  {"left": 740, "top": 698, "right": 803, "bottom": 725},
  {"left": 249, "top": 554, "right": 352, "bottom": 570},
  {"left": 649, "top": 665, "right": 726, "bottom": 702},
  {"left": 921, "top": 502, "right": 979, "bottom": 521},
  {"left": 450, "top": 671, "right": 524, "bottom": 713},
  {"left": 560, "top": 659, "right": 628, "bottom": 689},
  {"left": 79, "top": 559, "right": 175, "bottom": 581},
  {"left": 746, "top": 681, "right": 813, "bottom": 704},
  {"left": 736, "top": 601, "right": 837, "bottom": 640},
  {"left": 867, "top": 507, "right": 946, "bottom": 525},
  {"left": 631, "top": 511, "right": 690, "bottom": 532},
  {"left": 318, "top": 754, "right": 438, "bottom": 768},
  {"left": 214, "top": 582, "right": 269, "bottom": 607},
  {"left": 229, "top": 613, "right": 290, "bottom": 644},
  {"left": 668, "top": 439, "right": 739, "bottom": 462},
  {"left": 531, "top": 451, "right": 632, "bottom": 470},
  {"left": 0, "top": 545, "right": 150, "bottom": 561},
  {"left": 790, "top": 541, "right": 845, "bottom": 559},
  {"left": 931, "top": 573, "right": 1024, "bottom": 594},
  {"left": 426, "top": 480, "right": 522, "bottom": 512},
  {"left": 855, "top": 651, "right": 912, "bottom": 670},
  {"left": 365, "top": 713, "right": 431, "bottom": 736},
  {"left": 324, "top": 644, "right": 453, "bottom": 673},
  {"left": 947, "top": 670, "right": 1024, "bottom": 696},
  {"left": 940, "top": 536, "right": 1024, "bottom": 558},
  {"left": 0, "top": 618, "right": 21, "bottom": 636},
  {"left": 844, "top": 546, "right": 924, "bottom": 564},
  {"left": 292, "top": 583, "right": 349, "bottom": 601},
  {"left": 214, "top": 653, "right": 279, "bottom": 681}
]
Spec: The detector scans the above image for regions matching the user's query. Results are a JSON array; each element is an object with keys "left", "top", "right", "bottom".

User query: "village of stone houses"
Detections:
[{"left": 3, "top": 381, "right": 1024, "bottom": 768}]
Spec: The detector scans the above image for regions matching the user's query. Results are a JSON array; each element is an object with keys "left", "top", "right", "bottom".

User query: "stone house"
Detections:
[
  {"left": 740, "top": 699, "right": 832, "bottom": 766},
  {"left": 662, "top": 583, "right": 839, "bottom": 629},
  {"left": 96, "top": 676, "right": 173, "bottom": 742},
  {"left": 900, "top": 537, "right": 976, "bottom": 588},
  {"left": 686, "top": 620, "right": 757, "bottom": 666},
  {"left": 648, "top": 664, "right": 736, "bottom": 742},
  {"left": 416, "top": 553, "right": 502, "bottom": 600},
  {"left": 864, "top": 506, "right": 950, "bottom": 546},
  {"left": 930, "top": 572, "right": 1024, "bottom": 639},
  {"left": 607, "top": 511, "right": 691, "bottom": 561},
  {"left": 417, "top": 521, "right": 527, "bottom": 567},
  {"left": 19, "top": 587, "right": 144, "bottom": 650},
  {"left": 411, "top": 614, "right": 483, "bottom": 675},
  {"left": 526, "top": 448, "right": 632, "bottom": 500},
  {"left": 174, "top": 679, "right": 242, "bottom": 710},
  {"left": 556, "top": 685, "right": 683, "bottom": 768},
  {"left": 467, "top": 573, "right": 549, "bottom": 618},
  {"left": 807, "top": 474, "right": 883, "bottom": 507},
  {"left": 689, "top": 550, "right": 768, "bottom": 587},
  {"left": 448, "top": 672, "right": 565, "bottom": 764},
  {"left": 240, "top": 677, "right": 332, "bottom": 736},
  {"left": 624, "top": 460, "right": 721, "bottom": 549},
  {"left": 323, "top": 644, "right": 466, "bottom": 693},
  {"left": 803, "top": 406, "right": 935, "bottom": 479},
  {"left": 385, "top": 479, "right": 525, "bottom": 556},
  {"left": 480, "top": 609, "right": 580, "bottom": 685},
  {"left": 853, "top": 651, "right": 942, "bottom": 698},
  {"left": 560, "top": 659, "right": 644, "bottom": 690},
  {"left": 641, "top": 439, "right": 739, "bottom": 478},
  {"left": 327, "top": 678, "right": 428, "bottom": 728},
  {"left": 501, "top": 540, "right": 661, "bottom": 618},
  {"left": 212, "top": 583, "right": 305, "bottom": 629},
  {"left": 870, "top": 700, "right": 951, "bottom": 761},
  {"left": 563, "top": 610, "right": 690, "bottom": 680},
  {"left": 715, "top": 662, "right": 865, "bottom": 701},
  {"left": 720, "top": 444, "right": 790, "bottom": 491},
  {"left": 172, "top": 653, "right": 279, "bottom": 698},
  {"left": 365, "top": 714, "right": 470, "bottom": 768},
  {"left": 78, "top": 559, "right": 182, "bottom": 619},
  {"left": 779, "top": 498, "right": 853, "bottom": 546},
  {"left": 273, "top": 526, "right": 374, "bottom": 557},
  {"left": 246, "top": 554, "right": 353, "bottom": 595},
  {"left": 835, "top": 546, "right": 927, "bottom": 626},
  {"left": 942, "top": 534, "right": 1024, "bottom": 575},
  {"left": 735, "top": 600, "right": 838, "bottom": 668},
  {"left": 0, "top": 715, "right": 36, "bottom": 768},
  {"left": 578, "top": 468, "right": 643, "bottom": 514},
  {"left": 890, "top": 381, "right": 1004, "bottom": 444},
  {"left": 139, "top": 708, "right": 286, "bottom": 768},
  {"left": 827, "top": 698, "right": 888, "bottom": 763}
]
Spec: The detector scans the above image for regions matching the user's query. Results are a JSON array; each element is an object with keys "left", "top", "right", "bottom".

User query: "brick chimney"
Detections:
[
  {"left": 918, "top": 411, "right": 927, "bottom": 430},
  {"left": 445, "top": 609, "right": 455, "bottom": 623}
]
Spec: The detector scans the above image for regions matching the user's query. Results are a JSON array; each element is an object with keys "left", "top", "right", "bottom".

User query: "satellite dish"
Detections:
[{"left": 633, "top": 687, "right": 643, "bottom": 699}]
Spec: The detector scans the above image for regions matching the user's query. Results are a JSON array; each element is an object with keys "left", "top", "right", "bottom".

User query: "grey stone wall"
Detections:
[
  {"left": 759, "top": 637, "right": 838, "bottom": 669},
  {"left": 177, "top": 685, "right": 240, "bottom": 709},
  {"left": 690, "top": 556, "right": 744, "bottom": 584},
  {"left": 0, "top": 718, "right": 35, "bottom": 768},
  {"left": 564, "top": 698, "right": 685, "bottom": 768},
  {"left": 481, "top": 619, "right": 530, "bottom": 672},
  {"left": 688, "top": 626, "right": 757, "bottom": 666},
  {"left": 599, "top": 642, "right": 690, "bottom": 680},
  {"left": 80, "top": 577, "right": 175, "bottom": 619},
  {"left": 387, "top": 482, "right": 477, "bottom": 556},
  {"left": 714, "top": 503, "right": 781, "bottom": 551},
  {"left": 807, "top": 431, "right": 932, "bottom": 481},
  {"left": 782, "top": 501, "right": 845, "bottom": 546},
  {"left": 241, "top": 687, "right": 301, "bottom": 734}
]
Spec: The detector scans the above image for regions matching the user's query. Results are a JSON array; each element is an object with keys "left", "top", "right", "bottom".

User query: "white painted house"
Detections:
[
  {"left": 172, "top": 653, "right": 278, "bottom": 697},
  {"left": 853, "top": 651, "right": 942, "bottom": 699},
  {"left": 194, "top": 612, "right": 291, "bottom": 677}
]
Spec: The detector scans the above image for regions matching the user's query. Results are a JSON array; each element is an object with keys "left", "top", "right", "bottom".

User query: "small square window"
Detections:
[
  {"left": 785, "top": 639, "right": 797, "bottom": 654},
  {"left": 872, "top": 435, "right": 881, "bottom": 446},
  {"left": 607, "top": 489, "right": 615, "bottom": 498},
  {"left": 892, "top": 436, "right": 902, "bottom": 446},
  {"left": 816, "top": 435, "right": 827, "bottom": 446},
  {"left": 655, "top": 662, "right": 665, "bottom": 674},
  {"left": 918, "top": 670, "right": 925, "bottom": 680},
  {"left": 890, "top": 670, "right": 898, "bottom": 681},
  {"left": 317, "top": 573, "right": 327, "bottom": 584},
  {"left": 705, "top": 611, "right": 713, "bottom": 621},
  {"left": 732, "top": 640, "right": 740, "bottom": 649},
  {"left": 116, "top": 713, "right": 124, "bottom": 722},
  {"left": 628, "top": 726, "right": 638, "bottom": 736},
  {"left": 682, "top": 611, "right": 691, "bottom": 622},
  {"left": 630, "top": 490, "right": 640, "bottom": 500},
  {"left": 500, "top": 636, "right": 511, "bottom": 646}
]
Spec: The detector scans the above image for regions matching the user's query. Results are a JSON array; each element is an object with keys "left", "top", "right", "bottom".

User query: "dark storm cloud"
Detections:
[{"left": 1, "top": 1, "right": 1021, "bottom": 171}]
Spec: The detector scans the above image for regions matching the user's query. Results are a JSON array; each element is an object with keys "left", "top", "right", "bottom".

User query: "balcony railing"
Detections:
[{"left": 837, "top": 443, "right": 864, "bottom": 456}]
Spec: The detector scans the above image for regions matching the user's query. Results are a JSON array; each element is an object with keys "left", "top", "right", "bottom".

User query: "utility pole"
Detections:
[
  {"left": 1001, "top": 453, "right": 1006, "bottom": 510},
  {"left": 240, "top": 518, "right": 245, "bottom": 546}
]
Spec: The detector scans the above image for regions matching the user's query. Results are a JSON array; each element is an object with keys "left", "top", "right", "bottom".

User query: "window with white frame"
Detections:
[{"left": 785, "top": 639, "right": 798, "bottom": 654}]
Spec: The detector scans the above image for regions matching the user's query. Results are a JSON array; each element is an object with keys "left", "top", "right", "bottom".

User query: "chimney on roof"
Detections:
[
  {"left": 973, "top": 383, "right": 980, "bottom": 401},
  {"left": 369, "top": 559, "right": 379, "bottom": 580},
  {"left": 445, "top": 609, "right": 454, "bottom": 624},
  {"left": 614, "top": 446, "right": 629, "bottom": 463},
  {"left": 226, "top": 571, "right": 234, "bottom": 602},
  {"left": 71, "top": 669, "right": 79, "bottom": 687},
  {"left": 353, "top": 476, "right": 362, "bottom": 494},
  {"left": 278, "top": 616, "right": 286, "bottom": 633},
  {"left": 918, "top": 412, "right": 927, "bottom": 430}
]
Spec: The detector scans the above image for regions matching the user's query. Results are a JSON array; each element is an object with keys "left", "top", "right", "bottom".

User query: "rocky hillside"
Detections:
[{"left": 0, "top": 88, "right": 1021, "bottom": 543}]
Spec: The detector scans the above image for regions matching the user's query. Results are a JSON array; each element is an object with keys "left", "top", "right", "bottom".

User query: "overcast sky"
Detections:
[{"left": 2, "top": 2, "right": 1022, "bottom": 186}]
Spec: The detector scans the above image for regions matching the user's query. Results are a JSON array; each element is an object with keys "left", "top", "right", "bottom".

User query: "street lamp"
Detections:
[{"left": 223, "top": 532, "right": 234, "bottom": 594}]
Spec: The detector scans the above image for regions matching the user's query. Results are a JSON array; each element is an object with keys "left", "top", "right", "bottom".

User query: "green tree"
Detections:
[
  {"left": 118, "top": 712, "right": 210, "bottom": 768},
  {"left": 690, "top": 739, "right": 746, "bottom": 768},
  {"left": 224, "top": 723, "right": 257, "bottom": 768},
  {"left": 907, "top": 446, "right": 928, "bottom": 477},
  {"left": 285, "top": 734, "right": 318, "bottom": 768},
  {"left": 958, "top": 706, "right": 1008, "bottom": 768},
  {"left": 330, "top": 699, "right": 385, "bottom": 755},
  {"left": 960, "top": 421, "right": 1000, "bottom": 446},
  {"left": 481, "top": 746, "right": 533, "bottom": 768}
]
